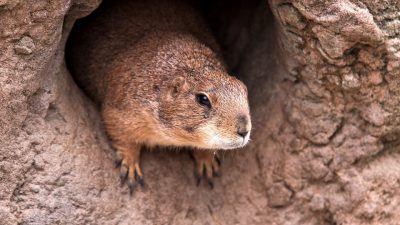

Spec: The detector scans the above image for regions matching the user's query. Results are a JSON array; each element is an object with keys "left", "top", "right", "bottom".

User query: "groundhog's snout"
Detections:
[
  {"left": 236, "top": 115, "right": 251, "bottom": 138},
  {"left": 232, "top": 113, "right": 251, "bottom": 149}
]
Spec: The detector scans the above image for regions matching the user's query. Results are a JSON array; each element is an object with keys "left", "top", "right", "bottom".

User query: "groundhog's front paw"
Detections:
[
  {"left": 115, "top": 149, "right": 144, "bottom": 194},
  {"left": 191, "top": 150, "right": 221, "bottom": 189}
]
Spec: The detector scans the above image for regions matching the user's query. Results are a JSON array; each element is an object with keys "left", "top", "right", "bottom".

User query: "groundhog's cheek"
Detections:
[{"left": 195, "top": 132, "right": 209, "bottom": 145}]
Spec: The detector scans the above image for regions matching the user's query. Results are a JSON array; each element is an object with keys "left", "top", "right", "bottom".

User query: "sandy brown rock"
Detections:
[{"left": 1, "top": 0, "right": 400, "bottom": 224}]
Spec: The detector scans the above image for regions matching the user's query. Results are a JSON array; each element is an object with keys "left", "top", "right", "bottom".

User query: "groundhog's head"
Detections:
[{"left": 159, "top": 66, "right": 251, "bottom": 150}]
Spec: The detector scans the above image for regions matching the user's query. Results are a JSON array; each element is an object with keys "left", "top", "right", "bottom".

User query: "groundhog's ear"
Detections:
[{"left": 169, "top": 76, "right": 189, "bottom": 98}]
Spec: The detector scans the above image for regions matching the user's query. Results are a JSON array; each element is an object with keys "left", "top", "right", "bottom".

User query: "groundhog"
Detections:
[{"left": 66, "top": 0, "right": 251, "bottom": 191}]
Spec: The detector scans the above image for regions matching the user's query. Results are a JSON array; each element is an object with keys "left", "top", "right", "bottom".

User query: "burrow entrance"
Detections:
[
  {"left": 63, "top": 0, "right": 284, "bottom": 216},
  {"left": 49, "top": 0, "right": 288, "bottom": 223},
  {"left": 63, "top": 0, "right": 282, "bottom": 196}
]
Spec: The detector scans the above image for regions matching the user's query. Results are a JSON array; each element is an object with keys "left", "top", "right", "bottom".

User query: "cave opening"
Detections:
[
  {"left": 63, "top": 0, "right": 281, "bottom": 197},
  {"left": 64, "top": 0, "right": 281, "bottom": 188}
]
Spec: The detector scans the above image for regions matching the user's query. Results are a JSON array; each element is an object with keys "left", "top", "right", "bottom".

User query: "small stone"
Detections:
[
  {"left": 267, "top": 183, "right": 293, "bottom": 208},
  {"left": 310, "top": 146, "right": 333, "bottom": 163},
  {"left": 31, "top": 10, "right": 48, "bottom": 22},
  {"left": 342, "top": 72, "right": 360, "bottom": 90},
  {"left": 285, "top": 30, "right": 304, "bottom": 48},
  {"left": 1, "top": 30, "right": 13, "bottom": 38},
  {"left": 385, "top": 20, "right": 400, "bottom": 37},
  {"left": 368, "top": 71, "right": 383, "bottom": 85},
  {"left": 358, "top": 49, "right": 384, "bottom": 70},
  {"left": 310, "top": 194, "right": 325, "bottom": 211},
  {"left": 313, "top": 25, "right": 352, "bottom": 59},
  {"left": 289, "top": 138, "right": 307, "bottom": 153},
  {"left": 14, "top": 36, "right": 35, "bottom": 55},
  {"left": 33, "top": 156, "right": 45, "bottom": 170},
  {"left": 30, "top": 185, "right": 40, "bottom": 193},
  {"left": 386, "top": 39, "right": 400, "bottom": 72},
  {"left": 358, "top": 49, "right": 373, "bottom": 64},
  {"left": 387, "top": 59, "right": 400, "bottom": 72},
  {"left": 285, "top": 178, "right": 305, "bottom": 192},
  {"left": 278, "top": 5, "right": 306, "bottom": 30},
  {"left": 326, "top": 75, "right": 341, "bottom": 86},
  {"left": 29, "top": 25, "right": 46, "bottom": 43},
  {"left": 361, "top": 102, "right": 387, "bottom": 126},
  {"left": 359, "top": 202, "right": 377, "bottom": 219},
  {"left": 307, "top": 160, "right": 329, "bottom": 180},
  {"left": 0, "top": 0, "right": 18, "bottom": 9},
  {"left": 323, "top": 171, "right": 334, "bottom": 182},
  {"left": 338, "top": 169, "right": 367, "bottom": 204}
]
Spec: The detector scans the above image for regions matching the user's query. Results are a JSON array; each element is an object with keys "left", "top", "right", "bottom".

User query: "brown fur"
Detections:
[{"left": 67, "top": 0, "right": 251, "bottom": 188}]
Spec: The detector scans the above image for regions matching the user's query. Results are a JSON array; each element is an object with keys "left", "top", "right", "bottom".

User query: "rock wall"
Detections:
[
  {"left": 267, "top": 1, "right": 400, "bottom": 224},
  {"left": 1, "top": 0, "right": 400, "bottom": 224}
]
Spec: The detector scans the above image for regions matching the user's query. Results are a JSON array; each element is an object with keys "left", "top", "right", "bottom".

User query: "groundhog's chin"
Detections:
[
  {"left": 209, "top": 136, "right": 250, "bottom": 150},
  {"left": 194, "top": 125, "right": 251, "bottom": 150},
  {"left": 196, "top": 133, "right": 250, "bottom": 150}
]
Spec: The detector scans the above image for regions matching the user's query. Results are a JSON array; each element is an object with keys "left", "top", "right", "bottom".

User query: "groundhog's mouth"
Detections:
[
  {"left": 195, "top": 124, "right": 251, "bottom": 150},
  {"left": 207, "top": 134, "right": 250, "bottom": 150}
]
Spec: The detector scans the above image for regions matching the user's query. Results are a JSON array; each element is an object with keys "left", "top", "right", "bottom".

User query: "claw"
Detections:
[
  {"left": 202, "top": 164, "right": 207, "bottom": 176},
  {"left": 128, "top": 180, "right": 136, "bottom": 195},
  {"left": 138, "top": 177, "right": 145, "bottom": 187},
  {"left": 207, "top": 179, "right": 214, "bottom": 189},
  {"left": 213, "top": 170, "right": 221, "bottom": 177},
  {"left": 119, "top": 165, "right": 128, "bottom": 184},
  {"left": 114, "top": 159, "right": 122, "bottom": 168},
  {"left": 192, "top": 150, "right": 222, "bottom": 189},
  {"left": 194, "top": 171, "right": 202, "bottom": 186},
  {"left": 134, "top": 170, "right": 145, "bottom": 187},
  {"left": 215, "top": 156, "right": 221, "bottom": 166},
  {"left": 134, "top": 170, "right": 139, "bottom": 180},
  {"left": 115, "top": 147, "right": 143, "bottom": 193}
]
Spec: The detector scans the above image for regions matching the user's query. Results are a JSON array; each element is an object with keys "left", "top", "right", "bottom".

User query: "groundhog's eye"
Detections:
[{"left": 196, "top": 93, "right": 211, "bottom": 108}]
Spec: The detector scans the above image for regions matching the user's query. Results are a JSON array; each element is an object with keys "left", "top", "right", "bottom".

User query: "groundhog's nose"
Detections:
[
  {"left": 236, "top": 115, "right": 250, "bottom": 138},
  {"left": 237, "top": 129, "right": 249, "bottom": 138}
]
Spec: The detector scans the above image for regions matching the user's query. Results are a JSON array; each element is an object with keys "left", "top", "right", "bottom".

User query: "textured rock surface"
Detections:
[{"left": 1, "top": 0, "right": 400, "bottom": 224}]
